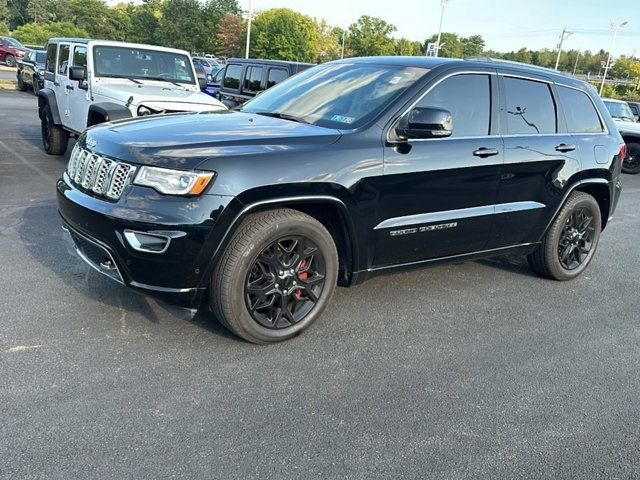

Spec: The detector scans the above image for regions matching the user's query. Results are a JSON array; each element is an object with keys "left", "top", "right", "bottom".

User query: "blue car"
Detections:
[{"left": 202, "top": 67, "right": 224, "bottom": 99}]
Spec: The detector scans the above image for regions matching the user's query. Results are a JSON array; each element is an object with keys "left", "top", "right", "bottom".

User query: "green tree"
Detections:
[
  {"left": 251, "top": 8, "right": 319, "bottom": 62},
  {"left": 611, "top": 57, "right": 640, "bottom": 81},
  {"left": 394, "top": 38, "right": 423, "bottom": 56},
  {"left": 201, "top": 0, "right": 240, "bottom": 52},
  {"left": 461, "top": 34, "right": 484, "bottom": 57},
  {"left": 215, "top": 13, "right": 245, "bottom": 58},
  {"left": 125, "top": 0, "right": 161, "bottom": 46},
  {"left": 27, "top": 0, "right": 52, "bottom": 24},
  {"left": 424, "top": 32, "right": 463, "bottom": 58},
  {"left": 11, "top": 21, "right": 88, "bottom": 44},
  {"left": 315, "top": 18, "right": 341, "bottom": 62},
  {"left": 157, "top": 0, "right": 209, "bottom": 52},
  {"left": 0, "top": 0, "right": 8, "bottom": 23},
  {"left": 7, "top": 0, "right": 29, "bottom": 29},
  {"left": 347, "top": 15, "right": 396, "bottom": 57}
]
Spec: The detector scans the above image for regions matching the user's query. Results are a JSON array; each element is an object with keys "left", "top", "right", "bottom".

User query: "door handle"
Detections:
[
  {"left": 473, "top": 147, "right": 499, "bottom": 158},
  {"left": 65, "top": 85, "right": 74, "bottom": 91},
  {"left": 555, "top": 143, "right": 576, "bottom": 153}
]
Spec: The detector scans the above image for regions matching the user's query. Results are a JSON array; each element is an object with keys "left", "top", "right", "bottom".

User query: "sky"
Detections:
[{"left": 237, "top": 0, "right": 640, "bottom": 56}]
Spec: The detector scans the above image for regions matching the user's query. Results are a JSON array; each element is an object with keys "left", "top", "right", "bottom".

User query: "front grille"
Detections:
[{"left": 67, "top": 145, "right": 136, "bottom": 201}]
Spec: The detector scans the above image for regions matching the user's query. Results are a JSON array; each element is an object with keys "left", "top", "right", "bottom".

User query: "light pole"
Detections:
[
  {"left": 554, "top": 28, "right": 573, "bottom": 70},
  {"left": 435, "top": 0, "right": 449, "bottom": 57},
  {"left": 244, "top": 0, "right": 253, "bottom": 59},
  {"left": 600, "top": 19, "right": 628, "bottom": 95},
  {"left": 341, "top": 30, "right": 345, "bottom": 59}
]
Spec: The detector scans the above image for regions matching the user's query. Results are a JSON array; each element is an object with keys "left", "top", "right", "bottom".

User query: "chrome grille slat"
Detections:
[{"left": 65, "top": 146, "right": 135, "bottom": 201}]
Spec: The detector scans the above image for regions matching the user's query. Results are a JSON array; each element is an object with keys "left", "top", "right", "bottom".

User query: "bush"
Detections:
[
  {"left": 0, "top": 23, "right": 8, "bottom": 36},
  {"left": 11, "top": 22, "right": 89, "bottom": 46}
]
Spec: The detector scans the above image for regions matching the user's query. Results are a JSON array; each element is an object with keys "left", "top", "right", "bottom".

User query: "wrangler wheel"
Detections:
[
  {"left": 41, "top": 104, "right": 69, "bottom": 155},
  {"left": 210, "top": 209, "right": 338, "bottom": 344}
]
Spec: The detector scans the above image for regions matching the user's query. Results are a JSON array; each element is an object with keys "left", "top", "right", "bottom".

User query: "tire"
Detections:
[
  {"left": 210, "top": 208, "right": 338, "bottom": 344},
  {"left": 622, "top": 141, "right": 640, "bottom": 174},
  {"left": 5, "top": 55, "right": 15, "bottom": 67},
  {"left": 17, "top": 73, "right": 27, "bottom": 91},
  {"left": 527, "top": 191, "right": 601, "bottom": 281},
  {"left": 41, "top": 103, "right": 69, "bottom": 155},
  {"left": 32, "top": 76, "right": 40, "bottom": 96}
]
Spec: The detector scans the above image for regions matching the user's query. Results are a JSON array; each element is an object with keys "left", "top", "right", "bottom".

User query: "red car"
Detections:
[{"left": 1, "top": 37, "right": 28, "bottom": 67}]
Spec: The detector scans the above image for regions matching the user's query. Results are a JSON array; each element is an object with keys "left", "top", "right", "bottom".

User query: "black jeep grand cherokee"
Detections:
[{"left": 58, "top": 56, "right": 623, "bottom": 343}]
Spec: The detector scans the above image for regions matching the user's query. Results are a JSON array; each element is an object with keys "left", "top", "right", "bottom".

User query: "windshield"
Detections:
[
  {"left": 93, "top": 46, "right": 195, "bottom": 84},
  {"left": 241, "top": 63, "right": 428, "bottom": 129},
  {"left": 604, "top": 101, "right": 635, "bottom": 121},
  {"left": 35, "top": 51, "right": 46, "bottom": 63},
  {"left": 5, "top": 38, "right": 23, "bottom": 48}
]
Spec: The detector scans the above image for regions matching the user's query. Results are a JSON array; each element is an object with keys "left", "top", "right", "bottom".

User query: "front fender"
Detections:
[{"left": 37, "top": 87, "right": 61, "bottom": 124}]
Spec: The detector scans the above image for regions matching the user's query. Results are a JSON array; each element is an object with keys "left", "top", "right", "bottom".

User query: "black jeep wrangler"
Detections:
[{"left": 57, "top": 56, "right": 624, "bottom": 343}]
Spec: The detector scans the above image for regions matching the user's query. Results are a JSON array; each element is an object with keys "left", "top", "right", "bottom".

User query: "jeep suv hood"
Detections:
[
  {"left": 93, "top": 81, "right": 224, "bottom": 110},
  {"left": 82, "top": 111, "right": 342, "bottom": 169},
  {"left": 613, "top": 118, "right": 640, "bottom": 135}
]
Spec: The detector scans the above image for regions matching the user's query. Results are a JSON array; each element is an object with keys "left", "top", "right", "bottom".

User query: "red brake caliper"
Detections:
[{"left": 295, "top": 259, "right": 309, "bottom": 299}]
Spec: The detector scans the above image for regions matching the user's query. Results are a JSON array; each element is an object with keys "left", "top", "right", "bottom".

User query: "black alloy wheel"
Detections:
[
  {"left": 527, "top": 191, "right": 601, "bottom": 281},
  {"left": 557, "top": 207, "right": 596, "bottom": 270},
  {"left": 623, "top": 142, "right": 640, "bottom": 174},
  {"left": 245, "top": 235, "right": 326, "bottom": 329},
  {"left": 210, "top": 208, "right": 338, "bottom": 344}
]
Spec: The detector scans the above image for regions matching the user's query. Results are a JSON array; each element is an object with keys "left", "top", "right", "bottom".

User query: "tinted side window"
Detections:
[
  {"left": 557, "top": 86, "right": 603, "bottom": 134},
  {"left": 267, "top": 68, "right": 287, "bottom": 88},
  {"left": 223, "top": 64, "right": 242, "bottom": 90},
  {"left": 243, "top": 66, "right": 263, "bottom": 92},
  {"left": 45, "top": 44, "right": 57, "bottom": 73},
  {"left": 504, "top": 77, "right": 556, "bottom": 135},
  {"left": 58, "top": 44, "right": 70, "bottom": 76},
  {"left": 73, "top": 46, "right": 87, "bottom": 68},
  {"left": 416, "top": 74, "right": 491, "bottom": 137},
  {"left": 212, "top": 68, "right": 224, "bottom": 83}
]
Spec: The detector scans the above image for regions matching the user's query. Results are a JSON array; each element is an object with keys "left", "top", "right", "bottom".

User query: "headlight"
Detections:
[{"left": 134, "top": 166, "right": 214, "bottom": 196}]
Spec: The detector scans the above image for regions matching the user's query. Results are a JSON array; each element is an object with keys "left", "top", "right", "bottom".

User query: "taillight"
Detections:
[{"left": 620, "top": 144, "right": 627, "bottom": 159}]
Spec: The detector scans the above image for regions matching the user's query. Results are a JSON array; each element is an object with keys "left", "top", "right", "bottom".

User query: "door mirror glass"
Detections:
[
  {"left": 69, "top": 65, "right": 85, "bottom": 82},
  {"left": 396, "top": 107, "right": 453, "bottom": 140}
]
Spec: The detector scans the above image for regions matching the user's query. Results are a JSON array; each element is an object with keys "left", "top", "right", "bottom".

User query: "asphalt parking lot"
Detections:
[{"left": 1, "top": 88, "right": 640, "bottom": 479}]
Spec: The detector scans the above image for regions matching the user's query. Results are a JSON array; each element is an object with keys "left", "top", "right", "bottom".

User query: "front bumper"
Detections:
[{"left": 57, "top": 173, "right": 235, "bottom": 307}]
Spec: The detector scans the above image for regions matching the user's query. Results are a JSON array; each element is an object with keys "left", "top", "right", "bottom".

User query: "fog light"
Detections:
[{"left": 124, "top": 230, "right": 171, "bottom": 253}]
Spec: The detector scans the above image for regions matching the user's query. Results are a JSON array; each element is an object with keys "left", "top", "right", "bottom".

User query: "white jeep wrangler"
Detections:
[{"left": 38, "top": 38, "right": 226, "bottom": 155}]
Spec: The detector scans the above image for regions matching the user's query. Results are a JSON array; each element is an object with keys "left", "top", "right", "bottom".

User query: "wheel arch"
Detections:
[
  {"left": 200, "top": 194, "right": 361, "bottom": 292},
  {"left": 37, "top": 87, "right": 61, "bottom": 124},
  {"left": 573, "top": 181, "right": 611, "bottom": 229}
]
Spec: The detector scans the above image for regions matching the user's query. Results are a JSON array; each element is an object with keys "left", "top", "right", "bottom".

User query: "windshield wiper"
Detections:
[
  {"left": 143, "top": 76, "right": 185, "bottom": 88},
  {"left": 254, "top": 111, "right": 310, "bottom": 124}
]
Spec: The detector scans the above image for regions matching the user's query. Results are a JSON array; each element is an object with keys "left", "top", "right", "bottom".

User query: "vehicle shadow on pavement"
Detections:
[{"left": 475, "top": 255, "right": 539, "bottom": 278}]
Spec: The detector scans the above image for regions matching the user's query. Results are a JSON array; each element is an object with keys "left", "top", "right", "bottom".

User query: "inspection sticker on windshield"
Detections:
[{"left": 331, "top": 115, "right": 355, "bottom": 124}]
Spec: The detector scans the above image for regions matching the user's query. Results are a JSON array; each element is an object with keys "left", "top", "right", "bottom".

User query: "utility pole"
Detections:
[
  {"left": 554, "top": 28, "right": 573, "bottom": 70},
  {"left": 341, "top": 31, "right": 345, "bottom": 59},
  {"left": 435, "top": 0, "right": 450, "bottom": 57},
  {"left": 244, "top": 0, "right": 253, "bottom": 59},
  {"left": 600, "top": 19, "right": 629, "bottom": 95},
  {"left": 572, "top": 51, "right": 580, "bottom": 75}
]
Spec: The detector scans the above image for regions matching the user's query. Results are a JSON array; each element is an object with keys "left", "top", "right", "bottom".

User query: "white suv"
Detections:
[{"left": 38, "top": 38, "right": 226, "bottom": 155}]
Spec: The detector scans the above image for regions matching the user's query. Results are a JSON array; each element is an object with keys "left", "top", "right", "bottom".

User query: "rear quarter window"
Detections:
[
  {"left": 45, "top": 44, "right": 57, "bottom": 73},
  {"left": 223, "top": 64, "right": 242, "bottom": 90},
  {"left": 557, "top": 86, "right": 603, "bottom": 134}
]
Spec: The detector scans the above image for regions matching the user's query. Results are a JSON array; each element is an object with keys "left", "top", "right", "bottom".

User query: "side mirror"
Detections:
[
  {"left": 396, "top": 107, "right": 453, "bottom": 140},
  {"left": 69, "top": 66, "right": 86, "bottom": 82},
  {"left": 197, "top": 74, "right": 207, "bottom": 90}
]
